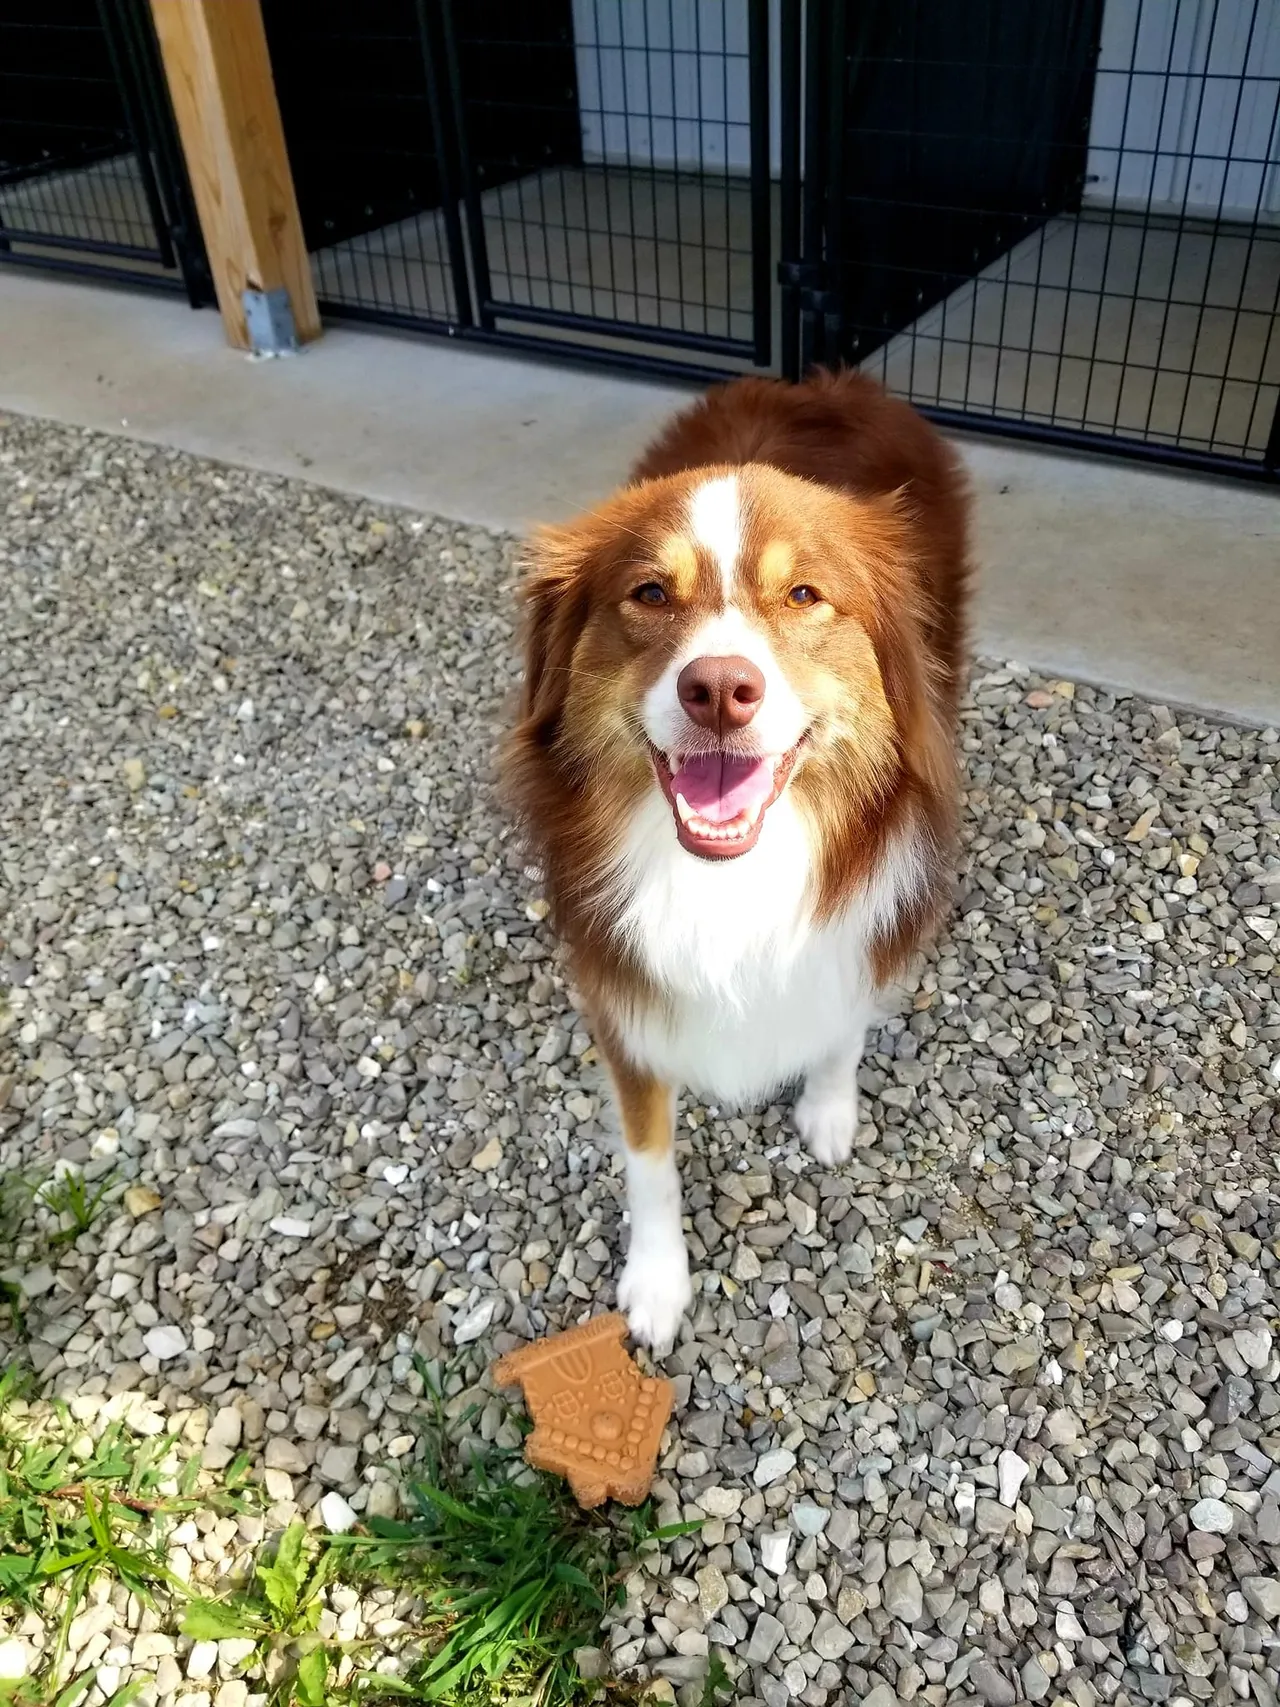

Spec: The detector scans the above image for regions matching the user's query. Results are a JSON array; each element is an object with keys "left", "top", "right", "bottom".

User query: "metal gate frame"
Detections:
[{"left": 0, "top": 0, "right": 210, "bottom": 304}]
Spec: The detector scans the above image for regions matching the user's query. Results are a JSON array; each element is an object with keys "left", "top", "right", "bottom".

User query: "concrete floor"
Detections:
[
  {"left": 314, "top": 165, "right": 761, "bottom": 357},
  {"left": 0, "top": 265, "right": 1276, "bottom": 724}
]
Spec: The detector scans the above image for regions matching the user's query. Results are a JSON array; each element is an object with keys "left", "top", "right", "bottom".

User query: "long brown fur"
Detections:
[{"left": 502, "top": 368, "right": 972, "bottom": 1004}]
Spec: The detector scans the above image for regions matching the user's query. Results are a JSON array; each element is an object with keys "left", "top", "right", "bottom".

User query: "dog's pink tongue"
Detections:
[{"left": 671, "top": 754, "right": 775, "bottom": 823}]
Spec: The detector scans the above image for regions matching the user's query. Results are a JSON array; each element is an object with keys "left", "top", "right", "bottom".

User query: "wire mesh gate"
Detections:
[
  {"left": 0, "top": 0, "right": 209, "bottom": 301},
  {"left": 260, "top": 0, "right": 774, "bottom": 383},
  {"left": 797, "top": 0, "right": 1280, "bottom": 481},
  {"left": 261, "top": 0, "right": 1277, "bottom": 481}
]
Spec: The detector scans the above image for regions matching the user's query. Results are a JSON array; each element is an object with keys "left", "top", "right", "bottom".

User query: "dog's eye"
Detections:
[
  {"left": 786, "top": 584, "right": 820, "bottom": 608},
  {"left": 631, "top": 582, "right": 668, "bottom": 606}
]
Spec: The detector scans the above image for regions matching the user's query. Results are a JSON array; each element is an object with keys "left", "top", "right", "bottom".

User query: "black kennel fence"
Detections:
[
  {"left": 0, "top": 0, "right": 210, "bottom": 300},
  {"left": 257, "top": 0, "right": 1280, "bottom": 482},
  {"left": 2, "top": 1, "right": 1277, "bottom": 483}
]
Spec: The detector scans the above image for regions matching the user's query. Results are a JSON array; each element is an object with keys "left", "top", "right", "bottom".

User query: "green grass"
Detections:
[
  {"left": 0, "top": 1363, "right": 253, "bottom": 1704},
  {"left": 0, "top": 1359, "right": 730, "bottom": 1707},
  {"left": 183, "top": 1363, "right": 702, "bottom": 1705}
]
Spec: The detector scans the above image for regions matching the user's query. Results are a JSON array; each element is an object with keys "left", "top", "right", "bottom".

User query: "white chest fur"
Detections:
[{"left": 605, "top": 789, "right": 917, "bottom": 1106}]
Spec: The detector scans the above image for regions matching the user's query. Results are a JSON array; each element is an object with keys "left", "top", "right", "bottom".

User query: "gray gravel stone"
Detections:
[
  {"left": 3, "top": 419, "right": 1279, "bottom": 1707},
  {"left": 881, "top": 1564, "right": 923, "bottom": 1624}
]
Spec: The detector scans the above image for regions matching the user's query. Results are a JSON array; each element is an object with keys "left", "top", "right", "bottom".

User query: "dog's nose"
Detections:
[{"left": 677, "top": 654, "right": 766, "bottom": 733}]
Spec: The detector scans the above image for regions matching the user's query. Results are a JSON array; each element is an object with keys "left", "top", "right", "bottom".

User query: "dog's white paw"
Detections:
[
  {"left": 617, "top": 1244, "right": 693, "bottom": 1356},
  {"left": 794, "top": 1078, "right": 859, "bottom": 1167}
]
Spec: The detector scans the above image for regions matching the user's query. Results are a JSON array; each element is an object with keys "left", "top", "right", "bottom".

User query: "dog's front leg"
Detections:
[
  {"left": 601, "top": 1045, "right": 691, "bottom": 1355},
  {"left": 794, "top": 1014, "right": 869, "bottom": 1166}
]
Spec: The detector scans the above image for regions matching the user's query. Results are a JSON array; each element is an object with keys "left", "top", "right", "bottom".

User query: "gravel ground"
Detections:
[{"left": 2, "top": 411, "right": 1279, "bottom": 1707}]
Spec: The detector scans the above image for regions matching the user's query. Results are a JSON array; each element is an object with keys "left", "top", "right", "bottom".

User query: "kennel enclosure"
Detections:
[
  {"left": 2, "top": 0, "right": 1276, "bottom": 482},
  {"left": 0, "top": 0, "right": 209, "bottom": 300}
]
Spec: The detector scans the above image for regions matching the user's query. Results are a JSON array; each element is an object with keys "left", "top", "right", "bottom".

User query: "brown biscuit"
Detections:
[{"left": 493, "top": 1313, "right": 674, "bottom": 1508}]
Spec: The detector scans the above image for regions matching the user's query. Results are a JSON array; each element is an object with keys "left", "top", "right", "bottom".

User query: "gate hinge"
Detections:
[
  {"left": 778, "top": 260, "right": 838, "bottom": 316},
  {"left": 777, "top": 259, "right": 820, "bottom": 289}
]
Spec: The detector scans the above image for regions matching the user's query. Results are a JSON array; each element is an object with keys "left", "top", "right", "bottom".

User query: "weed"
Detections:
[
  {"left": 183, "top": 1365, "right": 706, "bottom": 1706},
  {"left": 0, "top": 1165, "right": 118, "bottom": 1332},
  {"left": 35, "top": 1169, "right": 116, "bottom": 1246},
  {"left": 182, "top": 1519, "right": 339, "bottom": 1703},
  {"left": 0, "top": 1169, "right": 32, "bottom": 1255},
  {"left": 0, "top": 1676, "right": 149, "bottom": 1706},
  {"left": 697, "top": 1654, "right": 734, "bottom": 1705}
]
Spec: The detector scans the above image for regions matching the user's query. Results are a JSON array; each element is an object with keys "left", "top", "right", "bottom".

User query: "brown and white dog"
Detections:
[{"left": 503, "top": 370, "right": 971, "bottom": 1351}]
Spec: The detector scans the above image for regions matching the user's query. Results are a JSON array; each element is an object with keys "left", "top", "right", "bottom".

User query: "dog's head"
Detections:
[{"left": 507, "top": 461, "right": 948, "bottom": 879}]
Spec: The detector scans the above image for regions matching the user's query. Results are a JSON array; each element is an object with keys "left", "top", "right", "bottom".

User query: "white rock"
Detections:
[
  {"left": 1068, "top": 1136, "right": 1103, "bottom": 1170},
  {"left": 142, "top": 1324, "right": 188, "bottom": 1360},
  {"left": 218, "top": 1637, "right": 257, "bottom": 1668},
  {"left": 185, "top": 1640, "right": 218, "bottom": 1680},
  {"left": 453, "top": 1295, "right": 498, "bottom": 1344},
  {"left": 1056, "top": 1606, "right": 1086, "bottom": 1642},
  {"left": 469, "top": 1135, "right": 503, "bottom": 1171},
  {"left": 1189, "top": 1498, "right": 1234, "bottom": 1534},
  {"left": 954, "top": 1481, "right": 977, "bottom": 1524},
  {"left": 792, "top": 1501, "right": 830, "bottom": 1536},
  {"left": 699, "top": 1486, "right": 743, "bottom": 1518},
  {"left": 0, "top": 1639, "right": 30, "bottom": 1682},
  {"left": 207, "top": 1406, "right": 243, "bottom": 1450},
  {"left": 978, "top": 1579, "right": 1004, "bottom": 1616},
  {"left": 1157, "top": 1319, "right": 1184, "bottom": 1342},
  {"left": 1233, "top": 1327, "right": 1272, "bottom": 1371},
  {"left": 131, "top": 1632, "right": 175, "bottom": 1663},
  {"left": 753, "top": 1448, "right": 796, "bottom": 1487},
  {"left": 67, "top": 1602, "right": 115, "bottom": 1651},
  {"left": 997, "top": 1448, "right": 1030, "bottom": 1507},
  {"left": 17, "top": 1264, "right": 55, "bottom": 1298},
  {"left": 784, "top": 1192, "right": 817, "bottom": 1237},
  {"left": 760, "top": 1530, "right": 791, "bottom": 1574},
  {"left": 269, "top": 1216, "right": 311, "bottom": 1238},
  {"left": 1241, "top": 1577, "right": 1280, "bottom": 1619},
  {"left": 319, "top": 1491, "right": 359, "bottom": 1533}
]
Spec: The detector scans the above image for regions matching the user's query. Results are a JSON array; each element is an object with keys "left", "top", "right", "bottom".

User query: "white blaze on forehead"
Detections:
[{"left": 688, "top": 474, "right": 740, "bottom": 600}]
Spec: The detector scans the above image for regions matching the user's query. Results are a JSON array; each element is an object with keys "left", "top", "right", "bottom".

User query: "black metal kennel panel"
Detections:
[
  {"left": 258, "top": 0, "right": 585, "bottom": 335},
  {"left": 447, "top": 0, "right": 772, "bottom": 369},
  {"left": 259, "top": 0, "right": 1276, "bottom": 480},
  {"left": 0, "top": 0, "right": 209, "bottom": 299},
  {"left": 797, "top": 0, "right": 1280, "bottom": 479},
  {"left": 262, "top": 0, "right": 774, "bottom": 381}
]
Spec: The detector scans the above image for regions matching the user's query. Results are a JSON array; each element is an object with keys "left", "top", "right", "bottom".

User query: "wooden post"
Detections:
[{"left": 150, "top": 0, "right": 320, "bottom": 351}]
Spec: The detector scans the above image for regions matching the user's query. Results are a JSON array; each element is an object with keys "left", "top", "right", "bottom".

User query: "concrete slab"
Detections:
[{"left": 1, "top": 267, "right": 1276, "bottom": 723}]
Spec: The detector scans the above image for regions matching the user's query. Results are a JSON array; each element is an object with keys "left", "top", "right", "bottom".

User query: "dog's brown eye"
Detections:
[
  {"left": 631, "top": 582, "right": 668, "bottom": 606},
  {"left": 787, "top": 584, "right": 820, "bottom": 608}
]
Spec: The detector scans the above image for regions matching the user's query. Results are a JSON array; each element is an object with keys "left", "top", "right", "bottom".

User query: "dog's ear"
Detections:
[
  {"left": 855, "top": 491, "right": 955, "bottom": 806},
  {"left": 516, "top": 521, "right": 594, "bottom": 747}
]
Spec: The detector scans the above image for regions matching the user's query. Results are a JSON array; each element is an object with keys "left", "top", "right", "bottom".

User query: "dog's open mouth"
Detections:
[{"left": 651, "top": 742, "right": 802, "bottom": 860}]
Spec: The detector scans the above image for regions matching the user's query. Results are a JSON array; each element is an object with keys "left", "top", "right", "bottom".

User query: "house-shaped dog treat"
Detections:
[{"left": 493, "top": 1313, "right": 674, "bottom": 1508}]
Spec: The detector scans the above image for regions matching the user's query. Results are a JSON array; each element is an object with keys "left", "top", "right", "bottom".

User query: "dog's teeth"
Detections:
[{"left": 675, "top": 792, "right": 694, "bottom": 825}]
